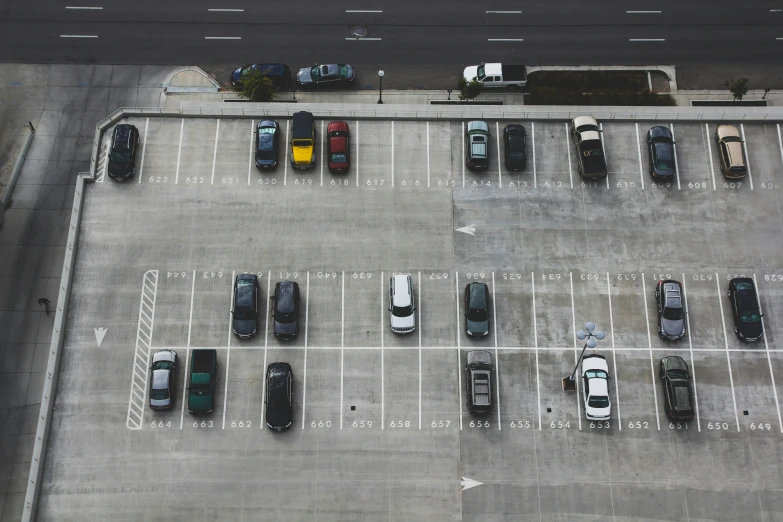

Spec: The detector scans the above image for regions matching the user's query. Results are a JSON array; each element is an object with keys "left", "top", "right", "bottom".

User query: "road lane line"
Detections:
[
  {"left": 532, "top": 272, "right": 541, "bottom": 430},
  {"left": 670, "top": 123, "right": 681, "bottom": 190},
  {"left": 492, "top": 272, "right": 501, "bottom": 430},
  {"left": 740, "top": 123, "right": 754, "bottom": 190},
  {"left": 496, "top": 122, "right": 502, "bottom": 188},
  {"left": 65, "top": 6, "right": 103, "bottom": 9},
  {"left": 569, "top": 272, "right": 582, "bottom": 429},
  {"left": 208, "top": 8, "right": 244, "bottom": 11},
  {"left": 566, "top": 123, "right": 573, "bottom": 189},
  {"left": 346, "top": 9, "right": 382, "bottom": 12},
  {"left": 223, "top": 271, "right": 235, "bottom": 429},
  {"left": 705, "top": 124, "right": 717, "bottom": 190},
  {"left": 753, "top": 274, "right": 783, "bottom": 432},
  {"left": 488, "top": 39, "right": 524, "bottom": 42},
  {"left": 641, "top": 274, "right": 661, "bottom": 430},
  {"left": 211, "top": 120, "right": 220, "bottom": 185},
  {"left": 635, "top": 123, "right": 645, "bottom": 189},
  {"left": 340, "top": 271, "right": 345, "bottom": 429},
  {"left": 456, "top": 272, "right": 463, "bottom": 429},
  {"left": 681, "top": 274, "right": 701, "bottom": 431},
  {"left": 418, "top": 271, "right": 422, "bottom": 429},
  {"left": 629, "top": 38, "right": 665, "bottom": 42},
  {"left": 486, "top": 10, "right": 522, "bottom": 13},
  {"left": 138, "top": 118, "right": 149, "bottom": 183},
  {"left": 626, "top": 10, "right": 661, "bottom": 13},
  {"left": 607, "top": 272, "right": 621, "bottom": 430},
  {"left": 715, "top": 274, "right": 741, "bottom": 431},
  {"left": 302, "top": 271, "right": 309, "bottom": 429},
  {"left": 174, "top": 118, "right": 184, "bottom": 184}
]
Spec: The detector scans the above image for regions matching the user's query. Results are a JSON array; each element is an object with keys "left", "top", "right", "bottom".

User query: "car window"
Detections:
[
  {"left": 110, "top": 151, "right": 131, "bottom": 163},
  {"left": 392, "top": 304, "right": 413, "bottom": 317},
  {"left": 585, "top": 369, "right": 608, "bottom": 379},
  {"left": 673, "top": 384, "right": 691, "bottom": 408},
  {"left": 467, "top": 307, "right": 487, "bottom": 322},
  {"left": 150, "top": 388, "right": 169, "bottom": 400},
  {"left": 722, "top": 135, "right": 741, "bottom": 143},
  {"left": 331, "top": 153, "right": 347, "bottom": 163},
  {"left": 662, "top": 306, "right": 683, "bottom": 320},
  {"left": 339, "top": 65, "right": 348, "bottom": 77},
  {"left": 476, "top": 65, "right": 486, "bottom": 80},
  {"left": 588, "top": 395, "right": 609, "bottom": 408}
]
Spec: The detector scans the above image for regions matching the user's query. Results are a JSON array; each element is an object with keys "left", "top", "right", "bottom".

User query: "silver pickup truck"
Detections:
[{"left": 462, "top": 63, "right": 527, "bottom": 90}]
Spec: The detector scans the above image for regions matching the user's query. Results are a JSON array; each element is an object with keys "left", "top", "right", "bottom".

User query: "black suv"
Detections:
[
  {"left": 232, "top": 274, "right": 259, "bottom": 339},
  {"left": 255, "top": 119, "right": 280, "bottom": 169},
  {"left": 503, "top": 124, "right": 527, "bottom": 171},
  {"left": 728, "top": 278, "right": 763, "bottom": 342},
  {"left": 465, "top": 351, "right": 493, "bottom": 415},
  {"left": 655, "top": 280, "right": 686, "bottom": 340},
  {"left": 659, "top": 356, "right": 695, "bottom": 422},
  {"left": 271, "top": 280, "right": 301, "bottom": 340},
  {"left": 265, "top": 362, "right": 294, "bottom": 431},
  {"left": 107, "top": 124, "right": 140, "bottom": 181},
  {"left": 464, "top": 282, "right": 490, "bottom": 338}
]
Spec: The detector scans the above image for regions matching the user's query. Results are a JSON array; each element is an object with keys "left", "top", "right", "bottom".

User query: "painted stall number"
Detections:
[
  {"left": 510, "top": 420, "right": 532, "bottom": 428},
  {"left": 276, "top": 272, "right": 299, "bottom": 279},
  {"left": 294, "top": 178, "right": 313, "bottom": 185},
  {"left": 581, "top": 181, "right": 600, "bottom": 188},
  {"left": 707, "top": 422, "right": 730, "bottom": 430},
  {"left": 508, "top": 181, "right": 528, "bottom": 188},
  {"left": 193, "top": 420, "right": 214, "bottom": 428},
  {"left": 764, "top": 275, "right": 783, "bottom": 282},
  {"left": 549, "top": 421, "right": 570, "bottom": 429},
  {"left": 149, "top": 176, "right": 168, "bottom": 183},
  {"left": 167, "top": 272, "right": 187, "bottom": 278},
  {"left": 503, "top": 273, "right": 523, "bottom": 280},
  {"left": 669, "top": 422, "right": 689, "bottom": 430},
  {"left": 317, "top": 272, "right": 338, "bottom": 279},
  {"left": 651, "top": 181, "right": 671, "bottom": 188},
  {"left": 311, "top": 420, "right": 332, "bottom": 428},
  {"left": 692, "top": 274, "right": 713, "bottom": 281},
  {"left": 471, "top": 180, "right": 492, "bottom": 187},
  {"left": 652, "top": 274, "right": 672, "bottom": 281},
  {"left": 465, "top": 273, "right": 486, "bottom": 280},
  {"left": 749, "top": 423, "right": 773, "bottom": 431},
  {"left": 760, "top": 183, "right": 780, "bottom": 190},
  {"left": 230, "top": 420, "right": 252, "bottom": 428},
  {"left": 351, "top": 420, "right": 373, "bottom": 428},
  {"left": 581, "top": 273, "right": 600, "bottom": 281},
  {"left": 221, "top": 177, "right": 239, "bottom": 184},
  {"left": 203, "top": 272, "right": 224, "bottom": 278},
  {"left": 628, "top": 421, "right": 649, "bottom": 429},
  {"left": 258, "top": 178, "right": 277, "bottom": 185},
  {"left": 366, "top": 179, "right": 385, "bottom": 186},
  {"left": 389, "top": 420, "right": 411, "bottom": 428},
  {"left": 543, "top": 181, "right": 568, "bottom": 188},
  {"left": 590, "top": 421, "right": 610, "bottom": 429},
  {"left": 150, "top": 421, "right": 172, "bottom": 428},
  {"left": 687, "top": 182, "right": 707, "bottom": 189},
  {"left": 541, "top": 273, "right": 562, "bottom": 281},
  {"left": 331, "top": 179, "right": 349, "bottom": 186},
  {"left": 726, "top": 274, "right": 747, "bottom": 281},
  {"left": 470, "top": 420, "right": 490, "bottom": 428},
  {"left": 723, "top": 182, "right": 742, "bottom": 189},
  {"left": 352, "top": 272, "right": 372, "bottom": 279},
  {"left": 616, "top": 182, "right": 637, "bottom": 188},
  {"left": 429, "top": 273, "right": 449, "bottom": 280},
  {"left": 431, "top": 420, "right": 452, "bottom": 428},
  {"left": 185, "top": 177, "right": 205, "bottom": 184},
  {"left": 400, "top": 180, "right": 421, "bottom": 186},
  {"left": 617, "top": 273, "right": 637, "bottom": 280},
  {"left": 437, "top": 180, "right": 456, "bottom": 187}
]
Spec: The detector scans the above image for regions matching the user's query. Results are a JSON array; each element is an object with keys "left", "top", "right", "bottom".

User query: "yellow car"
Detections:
[{"left": 291, "top": 111, "right": 315, "bottom": 169}]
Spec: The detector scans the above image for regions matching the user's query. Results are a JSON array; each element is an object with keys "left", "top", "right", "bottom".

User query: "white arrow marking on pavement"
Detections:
[
  {"left": 461, "top": 476, "right": 484, "bottom": 491},
  {"left": 94, "top": 327, "right": 107, "bottom": 347},
  {"left": 455, "top": 225, "right": 476, "bottom": 236}
]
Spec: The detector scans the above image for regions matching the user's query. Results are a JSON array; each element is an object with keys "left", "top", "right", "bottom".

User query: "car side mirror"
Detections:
[{"left": 387, "top": 307, "right": 391, "bottom": 312}]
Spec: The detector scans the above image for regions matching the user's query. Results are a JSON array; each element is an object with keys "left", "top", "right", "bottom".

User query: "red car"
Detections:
[{"left": 326, "top": 121, "right": 350, "bottom": 173}]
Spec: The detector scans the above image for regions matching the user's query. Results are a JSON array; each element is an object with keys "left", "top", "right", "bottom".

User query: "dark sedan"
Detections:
[
  {"left": 464, "top": 282, "right": 490, "bottom": 338},
  {"left": 503, "top": 124, "right": 527, "bottom": 171},
  {"left": 296, "top": 64, "right": 355, "bottom": 88},
  {"left": 659, "top": 356, "right": 695, "bottom": 422},
  {"left": 149, "top": 350, "right": 177, "bottom": 410},
  {"left": 271, "top": 280, "right": 301, "bottom": 340},
  {"left": 655, "top": 280, "right": 686, "bottom": 340},
  {"left": 265, "top": 362, "right": 294, "bottom": 431},
  {"left": 728, "top": 278, "right": 763, "bottom": 342},
  {"left": 232, "top": 274, "right": 259, "bottom": 339},
  {"left": 255, "top": 120, "right": 280, "bottom": 169},
  {"left": 647, "top": 126, "right": 676, "bottom": 180}
]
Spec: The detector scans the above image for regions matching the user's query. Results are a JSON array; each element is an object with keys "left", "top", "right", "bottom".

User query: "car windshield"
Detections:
[
  {"left": 110, "top": 151, "right": 130, "bottom": 163},
  {"left": 577, "top": 124, "right": 599, "bottom": 133},
  {"left": 655, "top": 159, "right": 674, "bottom": 171},
  {"left": 276, "top": 311, "right": 296, "bottom": 324},
  {"left": 338, "top": 65, "right": 348, "bottom": 77},
  {"left": 588, "top": 395, "right": 609, "bottom": 408},
  {"left": 723, "top": 135, "right": 741, "bottom": 143},
  {"left": 392, "top": 305, "right": 412, "bottom": 317},
  {"left": 585, "top": 370, "right": 608, "bottom": 379},
  {"left": 150, "top": 388, "right": 169, "bottom": 400},
  {"left": 668, "top": 369, "right": 687, "bottom": 378},
  {"left": 331, "top": 153, "right": 347, "bottom": 163},
  {"left": 258, "top": 127, "right": 276, "bottom": 134},
  {"left": 741, "top": 310, "right": 761, "bottom": 322},
  {"left": 467, "top": 308, "right": 487, "bottom": 322},
  {"left": 311, "top": 66, "right": 321, "bottom": 80},
  {"left": 663, "top": 306, "right": 683, "bottom": 320},
  {"left": 476, "top": 65, "right": 486, "bottom": 80}
]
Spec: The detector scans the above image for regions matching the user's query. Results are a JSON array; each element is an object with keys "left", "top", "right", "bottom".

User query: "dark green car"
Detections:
[{"left": 464, "top": 282, "right": 490, "bottom": 338}]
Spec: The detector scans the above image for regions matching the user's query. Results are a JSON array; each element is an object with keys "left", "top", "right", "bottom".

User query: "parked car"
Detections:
[
  {"left": 107, "top": 123, "right": 140, "bottom": 181},
  {"left": 715, "top": 125, "right": 746, "bottom": 178},
  {"left": 271, "top": 280, "right": 301, "bottom": 340},
  {"left": 464, "top": 282, "right": 490, "bottom": 337},
  {"left": 326, "top": 121, "right": 350, "bottom": 173},
  {"left": 465, "top": 351, "right": 493, "bottom": 414},
  {"left": 647, "top": 126, "right": 676, "bottom": 180},
  {"left": 291, "top": 111, "right": 316, "bottom": 169},
  {"left": 571, "top": 116, "right": 607, "bottom": 179},
  {"left": 465, "top": 121, "right": 490, "bottom": 170},
  {"left": 265, "top": 362, "right": 294, "bottom": 431},
  {"left": 655, "top": 279, "right": 686, "bottom": 340},
  {"left": 728, "top": 277, "right": 763, "bottom": 342},
  {"left": 232, "top": 274, "right": 259, "bottom": 339},
  {"left": 659, "top": 356, "right": 695, "bottom": 422},
  {"left": 296, "top": 64, "right": 355, "bottom": 88},
  {"left": 389, "top": 274, "right": 415, "bottom": 333},
  {"left": 231, "top": 63, "right": 292, "bottom": 90},
  {"left": 187, "top": 349, "right": 217, "bottom": 414},
  {"left": 462, "top": 63, "right": 527, "bottom": 90},
  {"left": 503, "top": 124, "right": 527, "bottom": 171},
  {"left": 149, "top": 349, "right": 177, "bottom": 410},
  {"left": 255, "top": 119, "right": 280, "bottom": 169},
  {"left": 581, "top": 354, "right": 611, "bottom": 421}
]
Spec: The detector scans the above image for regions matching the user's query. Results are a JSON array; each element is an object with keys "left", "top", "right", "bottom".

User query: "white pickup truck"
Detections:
[{"left": 462, "top": 63, "right": 527, "bottom": 90}]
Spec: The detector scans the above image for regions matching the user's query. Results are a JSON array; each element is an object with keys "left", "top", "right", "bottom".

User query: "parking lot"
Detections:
[{"left": 40, "top": 116, "right": 783, "bottom": 521}]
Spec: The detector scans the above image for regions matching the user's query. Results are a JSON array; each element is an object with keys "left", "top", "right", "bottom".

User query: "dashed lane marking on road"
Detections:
[
  {"left": 65, "top": 6, "right": 103, "bottom": 9},
  {"left": 486, "top": 10, "right": 522, "bottom": 14},
  {"left": 126, "top": 270, "right": 158, "bottom": 430},
  {"left": 204, "top": 36, "right": 242, "bottom": 40},
  {"left": 208, "top": 8, "right": 244, "bottom": 11},
  {"left": 60, "top": 34, "right": 98, "bottom": 38},
  {"left": 629, "top": 38, "right": 665, "bottom": 42},
  {"left": 626, "top": 10, "right": 661, "bottom": 13},
  {"left": 346, "top": 9, "right": 382, "bottom": 12},
  {"left": 488, "top": 39, "right": 524, "bottom": 42}
]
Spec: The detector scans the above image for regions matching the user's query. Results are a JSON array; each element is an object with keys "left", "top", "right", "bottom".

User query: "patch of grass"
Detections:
[{"left": 526, "top": 71, "right": 648, "bottom": 93}]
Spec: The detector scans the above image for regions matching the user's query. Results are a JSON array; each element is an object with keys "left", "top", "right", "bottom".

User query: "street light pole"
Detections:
[
  {"left": 377, "top": 70, "right": 384, "bottom": 104},
  {"left": 562, "top": 321, "right": 605, "bottom": 391}
]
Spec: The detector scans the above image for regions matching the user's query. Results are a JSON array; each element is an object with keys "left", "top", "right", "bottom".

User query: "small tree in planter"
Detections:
[
  {"left": 237, "top": 70, "right": 276, "bottom": 102},
  {"left": 725, "top": 78, "right": 749, "bottom": 102},
  {"left": 458, "top": 76, "right": 483, "bottom": 101}
]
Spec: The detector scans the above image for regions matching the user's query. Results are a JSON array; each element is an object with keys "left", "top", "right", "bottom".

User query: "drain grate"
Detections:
[{"left": 351, "top": 26, "right": 368, "bottom": 38}]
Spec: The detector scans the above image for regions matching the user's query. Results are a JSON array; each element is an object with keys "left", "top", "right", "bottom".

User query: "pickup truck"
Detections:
[
  {"left": 571, "top": 116, "right": 607, "bottom": 180},
  {"left": 291, "top": 111, "right": 316, "bottom": 169},
  {"left": 462, "top": 63, "right": 527, "bottom": 90},
  {"left": 187, "top": 349, "right": 217, "bottom": 414}
]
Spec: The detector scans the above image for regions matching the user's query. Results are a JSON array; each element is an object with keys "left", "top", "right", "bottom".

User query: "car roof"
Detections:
[
  {"left": 717, "top": 125, "right": 740, "bottom": 139},
  {"left": 329, "top": 135, "right": 347, "bottom": 154},
  {"left": 467, "top": 350, "right": 492, "bottom": 365},
  {"left": 250, "top": 64, "right": 288, "bottom": 75},
  {"left": 467, "top": 120, "right": 489, "bottom": 133},
  {"left": 468, "top": 283, "right": 487, "bottom": 308},
  {"left": 235, "top": 279, "right": 255, "bottom": 307},
  {"left": 582, "top": 354, "right": 608, "bottom": 372},
  {"left": 649, "top": 126, "right": 672, "bottom": 140},
  {"left": 578, "top": 130, "right": 601, "bottom": 142},
  {"left": 391, "top": 275, "right": 411, "bottom": 307},
  {"left": 573, "top": 115, "right": 598, "bottom": 128},
  {"left": 151, "top": 369, "right": 170, "bottom": 389},
  {"left": 590, "top": 378, "right": 609, "bottom": 396},
  {"left": 276, "top": 281, "right": 297, "bottom": 313},
  {"left": 258, "top": 119, "right": 278, "bottom": 129},
  {"left": 483, "top": 63, "right": 503, "bottom": 75},
  {"left": 152, "top": 350, "right": 176, "bottom": 363}
]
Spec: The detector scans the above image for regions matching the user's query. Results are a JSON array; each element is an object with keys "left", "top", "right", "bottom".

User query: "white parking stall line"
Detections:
[
  {"left": 340, "top": 271, "right": 345, "bottom": 429},
  {"left": 599, "top": 123, "right": 609, "bottom": 189},
  {"left": 715, "top": 274, "right": 741, "bottom": 431},
  {"left": 174, "top": 118, "right": 184, "bottom": 184},
  {"left": 669, "top": 123, "right": 681, "bottom": 190},
  {"left": 569, "top": 272, "right": 582, "bottom": 429},
  {"left": 391, "top": 121, "right": 395, "bottom": 187},
  {"left": 681, "top": 275, "right": 701, "bottom": 431},
  {"left": 496, "top": 122, "right": 502, "bottom": 188},
  {"left": 532, "top": 122, "right": 537, "bottom": 188},
  {"left": 777, "top": 124, "right": 783, "bottom": 171},
  {"left": 247, "top": 120, "right": 253, "bottom": 186},
  {"left": 705, "top": 123, "right": 717, "bottom": 190},
  {"left": 740, "top": 124, "right": 754, "bottom": 190},
  {"left": 456, "top": 271, "right": 463, "bottom": 429},
  {"left": 284, "top": 120, "right": 290, "bottom": 186},
  {"left": 532, "top": 272, "right": 541, "bottom": 430},
  {"left": 635, "top": 123, "right": 645, "bottom": 190},
  {"left": 427, "top": 123, "right": 432, "bottom": 188},
  {"left": 418, "top": 271, "right": 422, "bottom": 429},
  {"left": 381, "top": 272, "right": 385, "bottom": 349},
  {"left": 320, "top": 120, "right": 324, "bottom": 187},
  {"left": 381, "top": 273, "right": 385, "bottom": 430},
  {"left": 301, "top": 271, "right": 310, "bottom": 429},
  {"left": 462, "top": 122, "right": 466, "bottom": 188},
  {"left": 753, "top": 275, "right": 783, "bottom": 432},
  {"left": 492, "top": 273, "right": 501, "bottom": 430},
  {"left": 187, "top": 271, "right": 196, "bottom": 347},
  {"left": 211, "top": 120, "right": 220, "bottom": 185},
  {"left": 264, "top": 271, "right": 271, "bottom": 348},
  {"left": 641, "top": 274, "right": 661, "bottom": 430},
  {"left": 126, "top": 270, "right": 159, "bottom": 430},
  {"left": 606, "top": 273, "right": 621, "bottom": 430},
  {"left": 222, "top": 271, "right": 236, "bottom": 429},
  {"left": 137, "top": 118, "right": 149, "bottom": 183},
  {"left": 355, "top": 120, "right": 360, "bottom": 187},
  {"left": 565, "top": 123, "right": 573, "bottom": 189},
  {"left": 259, "top": 342, "right": 268, "bottom": 430},
  {"left": 179, "top": 349, "right": 190, "bottom": 430}
]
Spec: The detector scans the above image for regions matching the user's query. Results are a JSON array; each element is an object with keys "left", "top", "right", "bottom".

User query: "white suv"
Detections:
[
  {"left": 581, "top": 354, "right": 611, "bottom": 421},
  {"left": 389, "top": 274, "right": 415, "bottom": 333}
]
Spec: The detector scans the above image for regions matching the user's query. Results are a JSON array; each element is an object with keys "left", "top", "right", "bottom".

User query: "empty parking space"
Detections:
[
  {"left": 344, "top": 271, "right": 381, "bottom": 347},
  {"left": 178, "top": 119, "right": 217, "bottom": 186},
  {"left": 140, "top": 118, "right": 181, "bottom": 184},
  {"left": 384, "top": 349, "right": 420, "bottom": 429},
  {"left": 497, "top": 349, "right": 539, "bottom": 430},
  {"left": 360, "top": 121, "right": 393, "bottom": 188},
  {"left": 420, "top": 349, "right": 460, "bottom": 431},
  {"left": 222, "top": 349, "right": 264, "bottom": 429},
  {"left": 214, "top": 118, "right": 254, "bottom": 186},
  {"left": 190, "top": 272, "right": 232, "bottom": 347},
  {"left": 602, "top": 122, "right": 644, "bottom": 188},
  {"left": 493, "top": 271, "right": 533, "bottom": 349},
  {"left": 343, "top": 350, "right": 382, "bottom": 430},
  {"left": 418, "top": 271, "right": 454, "bottom": 347},
  {"left": 301, "top": 349, "right": 340, "bottom": 429},
  {"left": 730, "top": 351, "right": 781, "bottom": 432},
  {"left": 534, "top": 121, "right": 571, "bottom": 189},
  {"left": 426, "top": 121, "right": 457, "bottom": 189},
  {"left": 152, "top": 270, "right": 193, "bottom": 347},
  {"left": 394, "top": 121, "right": 428, "bottom": 188},
  {"left": 306, "top": 272, "right": 342, "bottom": 347}
]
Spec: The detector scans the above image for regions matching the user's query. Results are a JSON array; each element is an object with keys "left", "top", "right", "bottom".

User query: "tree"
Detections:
[
  {"left": 458, "top": 76, "right": 483, "bottom": 101},
  {"left": 725, "top": 78, "right": 749, "bottom": 102},
  {"left": 236, "top": 69, "right": 276, "bottom": 102}
]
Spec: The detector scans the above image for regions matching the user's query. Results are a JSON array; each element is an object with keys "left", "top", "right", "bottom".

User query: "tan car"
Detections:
[{"left": 715, "top": 125, "right": 746, "bottom": 178}]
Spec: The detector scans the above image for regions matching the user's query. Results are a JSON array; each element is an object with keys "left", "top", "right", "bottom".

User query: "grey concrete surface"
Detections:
[{"left": 38, "top": 114, "right": 783, "bottom": 520}]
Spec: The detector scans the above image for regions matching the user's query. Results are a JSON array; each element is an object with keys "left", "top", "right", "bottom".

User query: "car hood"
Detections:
[
  {"left": 391, "top": 313, "right": 415, "bottom": 329},
  {"left": 463, "top": 66, "right": 478, "bottom": 82},
  {"left": 266, "top": 405, "right": 292, "bottom": 429},
  {"left": 108, "top": 159, "right": 132, "bottom": 176},
  {"left": 297, "top": 68, "right": 313, "bottom": 84},
  {"left": 188, "top": 391, "right": 212, "bottom": 411},
  {"left": 739, "top": 321, "right": 763, "bottom": 339},
  {"left": 661, "top": 318, "right": 684, "bottom": 338},
  {"left": 466, "top": 319, "right": 489, "bottom": 336},
  {"left": 233, "top": 319, "right": 256, "bottom": 336},
  {"left": 274, "top": 319, "right": 298, "bottom": 337}
]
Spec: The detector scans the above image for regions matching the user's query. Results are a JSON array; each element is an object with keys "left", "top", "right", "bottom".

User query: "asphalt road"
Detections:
[{"left": 0, "top": 2, "right": 782, "bottom": 90}]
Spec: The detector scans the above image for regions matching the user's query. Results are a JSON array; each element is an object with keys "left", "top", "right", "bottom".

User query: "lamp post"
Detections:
[
  {"left": 377, "top": 70, "right": 384, "bottom": 104},
  {"left": 562, "top": 321, "right": 605, "bottom": 391}
]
